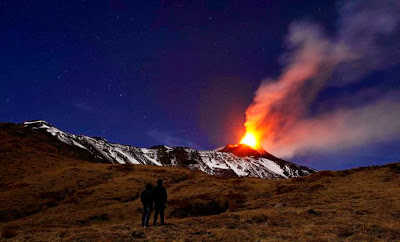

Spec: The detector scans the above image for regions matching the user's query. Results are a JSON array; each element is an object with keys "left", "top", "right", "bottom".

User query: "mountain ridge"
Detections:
[{"left": 22, "top": 120, "right": 316, "bottom": 179}]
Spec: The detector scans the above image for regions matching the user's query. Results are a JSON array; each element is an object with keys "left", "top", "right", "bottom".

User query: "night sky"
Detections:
[{"left": 1, "top": 1, "right": 399, "bottom": 170}]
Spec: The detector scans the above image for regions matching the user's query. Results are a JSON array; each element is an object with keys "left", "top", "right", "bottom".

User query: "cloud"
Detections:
[
  {"left": 243, "top": 0, "right": 400, "bottom": 158},
  {"left": 147, "top": 129, "right": 199, "bottom": 149},
  {"left": 333, "top": 0, "right": 400, "bottom": 83},
  {"left": 267, "top": 92, "right": 400, "bottom": 157}
]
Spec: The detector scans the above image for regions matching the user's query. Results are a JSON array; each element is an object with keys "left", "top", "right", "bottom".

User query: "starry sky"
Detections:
[{"left": 1, "top": 1, "right": 399, "bottom": 170}]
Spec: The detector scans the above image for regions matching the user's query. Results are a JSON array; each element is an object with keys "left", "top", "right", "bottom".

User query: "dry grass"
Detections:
[{"left": 1, "top": 123, "right": 400, "bottom": 241}]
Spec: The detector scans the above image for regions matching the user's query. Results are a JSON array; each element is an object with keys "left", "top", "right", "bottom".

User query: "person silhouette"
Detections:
[
  {"left": 153, "top": 179, "right": 167, "bottom": 225},
  {"left": 141, "top": 183, "right": 153, "bottom": 227}
]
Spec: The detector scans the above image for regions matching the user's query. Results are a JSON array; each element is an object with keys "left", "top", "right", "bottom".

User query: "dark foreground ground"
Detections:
[{"left": 1, "top": 123, "right": 400, "bottom": 241}]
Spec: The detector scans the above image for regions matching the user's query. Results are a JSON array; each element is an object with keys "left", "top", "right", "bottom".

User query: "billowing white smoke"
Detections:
[{"left": 244, "top": 0, "right": 400, "bottom": 158}]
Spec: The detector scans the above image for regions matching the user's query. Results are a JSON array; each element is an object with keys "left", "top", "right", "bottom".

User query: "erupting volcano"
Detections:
[
  {"left": 21, "top": 120, "right": 316, "bottom": 179},
  {"left": 220, "top": 132, "right": 278, "bottom": 160},
  {"left": 240, "top": 132, "right": 258, "bottom": 149}
]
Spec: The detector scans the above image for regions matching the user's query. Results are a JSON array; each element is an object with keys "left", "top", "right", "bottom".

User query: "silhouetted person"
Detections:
[
  {"left": 153, "top": 179, "right": 167, "bottom": 225},
  {"left": 141, "top": 183, "right": 153, "bottom": 227}
]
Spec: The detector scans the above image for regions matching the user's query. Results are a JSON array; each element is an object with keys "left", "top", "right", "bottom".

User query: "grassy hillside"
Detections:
[{"left": 1, "top": 123, "right": 400, "bottom": 241}]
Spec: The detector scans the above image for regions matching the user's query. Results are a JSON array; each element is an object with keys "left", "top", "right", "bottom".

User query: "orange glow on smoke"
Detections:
[{"left": 240, "top": 132, "right": 258, "bottom": 149}]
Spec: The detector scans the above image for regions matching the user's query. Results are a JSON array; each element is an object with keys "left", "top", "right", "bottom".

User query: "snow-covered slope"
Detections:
[{"left": 23, "top": 120, "right": 316, "bottom": 179}]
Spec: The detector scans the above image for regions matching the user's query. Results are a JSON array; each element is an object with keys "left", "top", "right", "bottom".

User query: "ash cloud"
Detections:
[
  {"left": 245, "top": 0, "right": 400, "bottom": 158},
  {"left": 270, "top": 92, "right": 400, "bottom": 157}
]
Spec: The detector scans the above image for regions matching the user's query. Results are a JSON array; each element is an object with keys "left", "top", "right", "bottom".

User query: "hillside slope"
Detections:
[{"left": 1, "top": 122, "right": 400, "bottom": 241}]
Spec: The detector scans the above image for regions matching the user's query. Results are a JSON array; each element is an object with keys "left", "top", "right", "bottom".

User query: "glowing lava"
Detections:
[{"left": 240, "top": 132, "right": 258, "bottom": 149}]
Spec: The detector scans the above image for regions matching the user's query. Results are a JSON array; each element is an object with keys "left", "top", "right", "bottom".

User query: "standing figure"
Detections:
[
  {"left": 141, "top": 183, "right": 153, "bottom": 227},
  {"left": 153, "top": 179, "right": 167, "bottom": 225}
]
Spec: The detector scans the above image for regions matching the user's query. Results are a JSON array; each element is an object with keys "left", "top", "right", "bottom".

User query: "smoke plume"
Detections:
[{"left": 244, "top": 0, "right": 400, "bottom": 158}]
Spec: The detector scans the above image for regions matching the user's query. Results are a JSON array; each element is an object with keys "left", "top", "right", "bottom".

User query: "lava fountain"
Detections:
[{"left": 239, "top": 131, "right": 259, "bottom": 149}]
